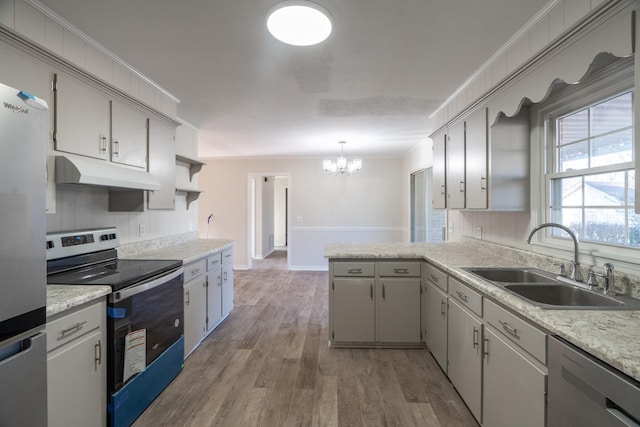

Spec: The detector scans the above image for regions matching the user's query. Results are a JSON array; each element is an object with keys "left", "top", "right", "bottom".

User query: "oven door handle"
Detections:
[{"left": 111, "top": 267, "right": 184, "bottom": 301}]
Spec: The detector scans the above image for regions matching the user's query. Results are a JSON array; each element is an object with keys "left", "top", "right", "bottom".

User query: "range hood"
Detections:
[{"left": 55, "top": 154, "right": 161, "bottom": 191}]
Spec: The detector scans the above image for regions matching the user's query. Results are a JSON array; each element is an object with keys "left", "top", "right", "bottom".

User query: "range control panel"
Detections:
[{"left": 46, "top": 227, "right": 120, "bottom": 260}]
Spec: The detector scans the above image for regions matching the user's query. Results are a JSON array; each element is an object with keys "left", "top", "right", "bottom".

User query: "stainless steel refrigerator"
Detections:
[{"left": 0, "top": 82, "right": 49, "bottom": 426}]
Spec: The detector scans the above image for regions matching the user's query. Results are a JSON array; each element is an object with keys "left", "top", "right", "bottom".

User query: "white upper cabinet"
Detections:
[
  {"left": 465, "top": 108, "right": 488, "bottom": 209},
  {"left": 446, "top": 121, "right": 466, "bottom": 209},
  {"left": 110, "top": 100, "right": 148, "bottom": 169},
  {"left": 432, "top": 129, "right": 447, "bottom": 209},
  {"left": 54, "top": 73, "right": 110, "bottom": 160},
  {"left": 147, "top": 118, "right": 176, "bottom": 210}
]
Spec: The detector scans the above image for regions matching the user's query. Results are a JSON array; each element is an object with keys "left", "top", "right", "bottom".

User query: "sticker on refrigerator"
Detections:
[{"left": 123, "top": 329, "right": 146, "bottom": 384}]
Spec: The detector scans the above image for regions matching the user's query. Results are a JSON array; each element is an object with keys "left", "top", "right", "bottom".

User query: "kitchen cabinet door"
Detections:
[
  {"left": 448, "top": 298, "right": 483, "bottom": 423},
  {"left": 465, "top": 108, "right": 488, "bottom": 209},
  {"left": 221, "top": 261, "right": 234, "bottom": 318},
  {"left": 331, "top": 278, "right": 375, "bottom": 342},
  {"left": 147, "top": 118, "right": 176, "bottom": 209},
  {"left": 184, "top": 275, "right": 207, "bottom": 358},
  {"left": 111, "top": 100, "right": 147, "bottom": 169},
  {"left": 207, "top": 267, "right": 223, "bottom": 330},
  {"left": 54, "top": 72, "right": 110, "bottom": 160},
  {"left": 47, "top": 300, "right": 106, "bottom": 427},
  {"left": 376, "top": 279, "right": 421, "bottom": 343},
  {"left": 482, "top": 328, "right": 546, "bottom": 427},
  {"left": 425, "top": 281, "right": 448, "bottom": 372},
  {"left": 446, "top": 121, "right": 466, "bottom": 209},
  {"left": 432, "top": 129, "right": 447, "bottom": 209}
]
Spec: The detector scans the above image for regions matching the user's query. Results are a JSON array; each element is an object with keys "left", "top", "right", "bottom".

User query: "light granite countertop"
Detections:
[
  {"left": 46, "top": 239, "right": 234, "bottom": 318},
  {"left": 325, "top": 242, "right": 640, "bottom": 383},
  {"left": 47, "top": 285, "right": 111, "bottom": 317},
  {"left": 123, "top": 238, "right": 235, "bottom": 264}
]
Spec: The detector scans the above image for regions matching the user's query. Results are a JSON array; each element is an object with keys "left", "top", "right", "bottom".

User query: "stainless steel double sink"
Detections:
[{"left": 463, "top": 267, "right": 640, "bottom": 310}]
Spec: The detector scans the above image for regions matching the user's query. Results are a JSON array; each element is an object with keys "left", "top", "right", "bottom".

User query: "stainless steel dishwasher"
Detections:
[{"left": 548, "top": 336, "right": 640, "bottom": 427}]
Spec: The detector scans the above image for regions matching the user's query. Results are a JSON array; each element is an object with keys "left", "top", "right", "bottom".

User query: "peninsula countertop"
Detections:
[{"left": 325, "top": 242, "right": 640, "bottom": 383}]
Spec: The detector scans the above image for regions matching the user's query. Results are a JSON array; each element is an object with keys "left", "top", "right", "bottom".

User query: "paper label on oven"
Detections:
[{"left": 123, "top": 329, "right": 146, "bottom": 383}]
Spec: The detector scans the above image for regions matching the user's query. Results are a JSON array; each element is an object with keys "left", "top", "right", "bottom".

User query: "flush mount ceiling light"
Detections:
[
  {"left": 323, "top": 141, "right": 362, "bottom": 175},
  {"left": 267, "top": 1, "right": 333, "bottom": 46}
]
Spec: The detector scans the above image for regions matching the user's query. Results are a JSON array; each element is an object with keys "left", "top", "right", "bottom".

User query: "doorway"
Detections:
[{"left": 247, "top": 173, "right": 291, "bottom": 270}]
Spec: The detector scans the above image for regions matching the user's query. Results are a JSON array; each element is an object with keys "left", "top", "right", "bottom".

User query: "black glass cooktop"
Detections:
[{"left": 47, "top": 258, "right": 182, "bottom": 291}]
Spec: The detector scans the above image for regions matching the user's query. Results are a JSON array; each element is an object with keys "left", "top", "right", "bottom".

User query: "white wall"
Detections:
[
  {"left": 274, "top": 177, "right": 288, "bottom": 247},
  {"left": 198, "top": 157, "right": 405, "bottom": 270},
  {"left": 261, "top": 176, "right": 275, "bottom": 257}
]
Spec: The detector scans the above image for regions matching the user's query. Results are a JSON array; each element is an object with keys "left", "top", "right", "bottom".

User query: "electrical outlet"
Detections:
[
  {"left": 476, "top": 226, "right": 483, "bottom": 240},
  {"left": 138, "top": 224, "right": 146, "bottom": 237},
  {"left": 296, "top": 216, "right": 303, "bottom": 223},
  {"left": 188, "top": 222, "right": 193, "bottom": 231}
]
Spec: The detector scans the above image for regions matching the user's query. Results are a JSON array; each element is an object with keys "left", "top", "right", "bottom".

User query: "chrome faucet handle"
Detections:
[
  {"left": 587, "top": 271, "right": 598, "bottom": 290},
  {"left": 603, "top": 263, "right": 615, "bottom": 296},
  {"left": 553, "top": 262, "right": 566, "bottom": 277}
]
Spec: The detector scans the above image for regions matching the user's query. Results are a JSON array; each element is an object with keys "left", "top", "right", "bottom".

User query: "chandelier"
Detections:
[{"left": 322, "top": 141, "right": 362, "bottom": 175}]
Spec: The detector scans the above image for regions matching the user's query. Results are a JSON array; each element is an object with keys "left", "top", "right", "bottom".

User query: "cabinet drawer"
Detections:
[
  {"left": 184, "top": 259, "right": 206, "bottom": 282},
  {"left": 449, "top": 277, "right": 482, "bottom": 317},
  {"left": 484, "top": 299, "right": 547, "bottom": 364},
  {"left": 425, "top": 264, "right": 447, "bottom": 291},
  {"left": 379, "top": 262, "right": 421, "bottom": 277},
  {"left": 207, "top": 252, "right": 222, "bottom": 271},
  {"left": 221, "top": 248, "right": 233, "bottom": 265},
  {"left": 333, "top": 262, "right": 375, "bottom": 277},
  {"left": 47, "top": 300, "right": 104, "bottom": 352}
]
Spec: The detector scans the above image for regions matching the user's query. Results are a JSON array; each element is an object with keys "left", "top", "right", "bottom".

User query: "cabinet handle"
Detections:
[
  {"left": 59, "top": 320, "right": 87, "bottom": 338},
  {"left": 382, "top": 283, "right": 386, "bottom": 300},
  {"left": 99, "top": 135, "right": 107, "bottom": 154},
  {"left": 218, "top": 275, "right": 222, "bottom": 286},
  {"left": 459, "top": 180, "right": 465, "bottom": 192},
  {"left": 224, "top": 271, "right": 228, "bottom": 282},
  {"left": 95, "top": 339, "right": 102, "bottom": 367},
  {"left": 185, "top": 290, "right": 190, "bottom": 305},
  {"left": 430, "top": 274, "right": 439, "bottom": 283},
  {"left": 370, "top": 283, "right": 373, "bottom": 300},
  {"left": 440, "top": 299, "right": 446, "bottom": 316},
  {"left": 480, "top": 177, "right": 487, "bottom": 190},
  {"left": 393, "top": 268, "right": 409, "bottom": 274},
  {"left": 483, "top": 337, "right": 489, "bottom": 358},
  {"left": 499, "top": 320, "right": 520, "bottom": 339},
  {"left": 224, "top": 253, "right": 232, "bottom": 259},
  {"left": 473, "top": 327, "right": 479, "bottom": 350},
  {"left": 456, "top": 290, "right": 468, "bottom": 303},
  {"left": 191, "top": 268, "right": 200, "bottom": 276},
  {"left": 112, "top": 140, "right": 120, "bottom": 157},
  {"left": 440, "top": 184, "right": 445, "bottom": 195},
  {"left": 347, "top": 268, "right": 363, "bottom": 274}
]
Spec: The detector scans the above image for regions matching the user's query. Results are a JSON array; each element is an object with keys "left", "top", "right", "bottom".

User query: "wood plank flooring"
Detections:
[{"left": 133, "top": 254, "right": 478, "bottom": 427}]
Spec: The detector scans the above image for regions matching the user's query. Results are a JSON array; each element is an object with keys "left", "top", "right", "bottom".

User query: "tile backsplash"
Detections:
[{"left": 47, "top": 186, "right": 197, "bottom": 244}]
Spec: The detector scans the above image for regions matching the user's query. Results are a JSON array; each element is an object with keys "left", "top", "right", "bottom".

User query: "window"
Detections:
[
  {"left": 411, "top": 168, "right": 445, "bottom": 242},
  {"left": 540, "top": 59, "right": 636, "bottom": 249}
]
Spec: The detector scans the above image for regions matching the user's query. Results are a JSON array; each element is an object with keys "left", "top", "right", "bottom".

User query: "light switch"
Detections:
[{"left": 296, "top": 216, "right": 303, "bottom": 223}]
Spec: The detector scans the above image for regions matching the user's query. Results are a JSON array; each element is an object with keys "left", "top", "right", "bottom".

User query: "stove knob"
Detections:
[{"left": 100, "top": 234, "right": 109, "bottom": 241}]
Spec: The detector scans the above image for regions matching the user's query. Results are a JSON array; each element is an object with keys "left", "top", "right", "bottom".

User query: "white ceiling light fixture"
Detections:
[
  {"left": 267, "top": 1, "right": 333, "bottom": 46},
  {"left": 323, "top": 141, "right": 362, "bottom": 175}
]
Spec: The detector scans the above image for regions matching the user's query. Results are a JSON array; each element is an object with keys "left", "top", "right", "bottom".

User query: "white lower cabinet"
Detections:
[
  {"left": 376, "top": 278, "right": 421, "bottom": 343},
  {"left": 482, "top": 328, "right": 546, "bottom": 427},
  {"left": 330, "top": 261, "right": 422, "bottom": 346},
  {"left": 184, "top": 273, "right": 207, "bottom": 358},
  {"left": 47, "top": 299, "right": 106, "bottom": 427},
  {"left": 332, "top": 278, "right": 375, "bottom": 342},
  {"left": 424, "top": 281, "right": 448, "bottom": 372},
  {"left": 447, "top": 298, "right": 482, "bottom": 422},
  {"left": 183, "top": 247, "right": 234, "bottom": 358}
]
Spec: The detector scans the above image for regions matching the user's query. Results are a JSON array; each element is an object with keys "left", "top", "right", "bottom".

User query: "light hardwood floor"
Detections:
[{"left": 133, "top": 253, "right": 478, "bottom": 427}]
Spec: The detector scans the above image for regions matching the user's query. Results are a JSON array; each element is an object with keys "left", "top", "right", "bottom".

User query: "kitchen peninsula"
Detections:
[{"left": 325, "top": 240, "right": 640, "bottom": 381}]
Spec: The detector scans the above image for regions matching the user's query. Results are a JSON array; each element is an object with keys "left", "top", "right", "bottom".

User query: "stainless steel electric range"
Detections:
[{"left": 46, "top": 227, "right": 184, "bottom": 427}]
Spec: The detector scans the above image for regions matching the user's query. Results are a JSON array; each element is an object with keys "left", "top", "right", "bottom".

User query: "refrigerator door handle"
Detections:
[{"left": 0, "top": 336, "right": 34, "bottom": 364}]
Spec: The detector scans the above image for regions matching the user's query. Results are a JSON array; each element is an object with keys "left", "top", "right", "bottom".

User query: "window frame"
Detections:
[{"left": 531, "top": 57, "right": 638, "bottom": 270}]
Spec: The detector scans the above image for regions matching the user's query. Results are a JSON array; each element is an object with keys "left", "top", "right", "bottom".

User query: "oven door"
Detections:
[{"left": 107, "top": 267, "right": 184, "bottom": 393}]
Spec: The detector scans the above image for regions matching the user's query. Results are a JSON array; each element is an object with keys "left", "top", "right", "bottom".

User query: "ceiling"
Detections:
[{"left": 38, "top": 0, "right": 550, "bottom": 159}]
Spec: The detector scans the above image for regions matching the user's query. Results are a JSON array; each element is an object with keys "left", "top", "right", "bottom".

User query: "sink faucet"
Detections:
[
  {"left": 602, "top": 263, "right": 615, "bottom": 296},
  {"left": 527, "top": 223, "right": 583, "bottom": 282}
]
